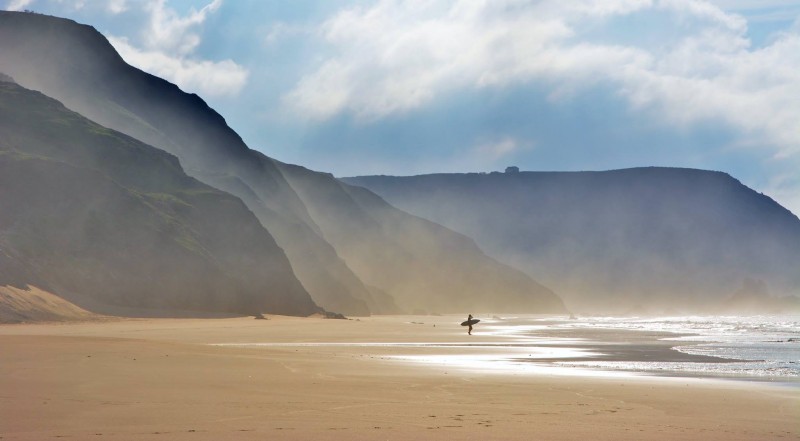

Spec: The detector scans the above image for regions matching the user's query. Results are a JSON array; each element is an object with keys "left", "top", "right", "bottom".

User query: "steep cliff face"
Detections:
[
  {"left": 277, "top": 162, "right": 565, "bottom": 314},
  {"left": 0, "top": 11, "right": 566, "bottom": 315},
  {"left": 0, "top": 79, "right": 320, "bottom": 318},
  {"left": 345, "top": 168, "right": 800, "bottom": 313},
  {"left": 0, "top": 11, "right": 374, "bottom": 316}
]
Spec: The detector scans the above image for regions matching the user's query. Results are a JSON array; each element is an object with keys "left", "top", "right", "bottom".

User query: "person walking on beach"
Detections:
[{"left": 460, "top": 314, "right": 480, "bottom": 334}]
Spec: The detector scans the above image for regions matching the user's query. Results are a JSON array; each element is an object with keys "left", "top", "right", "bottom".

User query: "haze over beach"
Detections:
[{"left": 1, "top": 1, "right": 799, "bottom": 440}]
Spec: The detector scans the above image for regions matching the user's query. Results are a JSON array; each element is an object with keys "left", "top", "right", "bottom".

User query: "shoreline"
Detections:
[
  {"left": 2, "top": 313, "right": 797, "bottom": 383},
  {"left": 1, "top": 316, "right": 797, "bottom": 440}
]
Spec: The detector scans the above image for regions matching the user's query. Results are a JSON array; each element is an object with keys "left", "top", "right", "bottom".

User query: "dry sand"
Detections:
[
  {"left": 0, "top": 315, "right": 797, "bottom": 440},
  {"left": 0, "top": 286, "right": 96, "bottom": 323}
]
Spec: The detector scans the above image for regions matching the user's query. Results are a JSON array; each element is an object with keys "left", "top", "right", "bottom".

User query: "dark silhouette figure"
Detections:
[{"left": 467, "top": 314, "right": 474, "bottom": 335}]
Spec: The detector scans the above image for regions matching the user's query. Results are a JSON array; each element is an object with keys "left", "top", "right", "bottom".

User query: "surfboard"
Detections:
[{"left": 460, "top": 318, "right": 480, "bottom": 326}]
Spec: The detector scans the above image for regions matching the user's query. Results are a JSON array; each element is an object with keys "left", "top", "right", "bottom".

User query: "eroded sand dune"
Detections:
[{"left": 0, "top": 285, "right": 96, "bottom": 323}]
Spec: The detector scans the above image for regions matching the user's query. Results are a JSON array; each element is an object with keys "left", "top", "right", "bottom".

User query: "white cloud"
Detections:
[
  {"left": 107, "top": 0, "right": 127, "bottom": 15},
  {"left": 283, "top": 1, "right": 667, "bottom": 120},
  {"left": 619, "top": 23, "right": 800, "bottom": 160},
  {"left": 142, "top": 0, "right": 221, "bottom": 55},
  {"left": 4, "top": 0, "right": 34, "bottom": 11},
  {"left": 109, "top": 36, "right": 248, "bottom": 97},
  {"left": 472, "top": 136, "right": 532, "bottom": 162},
  {"left": 707, "top": 0, "right": 800, "bottom": 10},
  {"left": 285, "top": 1, "right": 581, "bottom": 120},
  {"left": 566, "top": 0, "right": 654, "bottom": 17},
  {"left": 660, "top": 0, "right": 747, "bottom": 31},
  {"left": 106, "top": 0, "right": 248, "bottom": 97},
  {"left": 285, "top": 0, "right": 800, "bottom": 159}
]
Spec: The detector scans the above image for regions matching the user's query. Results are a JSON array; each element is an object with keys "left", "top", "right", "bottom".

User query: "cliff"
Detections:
[
  {"left": 0, "top": 78, "right": 319, "bottom": 319},
  {"left": 345, "top": 168, "right": 800, "bottom": 313}
]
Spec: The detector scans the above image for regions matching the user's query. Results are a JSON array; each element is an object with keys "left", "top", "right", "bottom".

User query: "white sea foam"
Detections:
[
  {"left": 548, "top": 315, "right": 800, "bottom": 380},
  {"left": 388, "top": 315, "right": 800, "bottom": 381}
]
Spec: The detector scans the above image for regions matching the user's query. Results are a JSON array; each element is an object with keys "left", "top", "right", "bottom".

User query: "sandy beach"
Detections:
[{"left": 1, "top": 315, "right": 797, "bottom": 440}]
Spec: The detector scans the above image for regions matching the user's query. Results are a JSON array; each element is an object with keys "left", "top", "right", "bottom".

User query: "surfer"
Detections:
[{"left": 460, "top": 315, "right": 479, "bottom": 334}]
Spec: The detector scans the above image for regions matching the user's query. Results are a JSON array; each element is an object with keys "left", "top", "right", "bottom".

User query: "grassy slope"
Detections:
[{"left": 0, "top": 80, "right": 319, "bottom": 319}]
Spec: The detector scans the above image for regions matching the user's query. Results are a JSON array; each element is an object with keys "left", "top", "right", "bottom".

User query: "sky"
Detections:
[{"left": 4, "top": 0, "right": 800, "bottom": 215}]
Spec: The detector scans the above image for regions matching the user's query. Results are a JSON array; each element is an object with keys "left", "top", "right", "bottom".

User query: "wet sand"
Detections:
[
  {"left": 0, "top": 315, "right": 797, "bottom": 440},
  {"left": 518, "top": 327, "right": 747, "bottom": 363}
]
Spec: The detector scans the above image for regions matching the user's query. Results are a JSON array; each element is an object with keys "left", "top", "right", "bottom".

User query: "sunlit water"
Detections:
[
  {"left": 214, "top": 314, "right": 799, "bottom": 384},
  {"left": 548, "top": 315, "right": 800, "bottom": 380}
]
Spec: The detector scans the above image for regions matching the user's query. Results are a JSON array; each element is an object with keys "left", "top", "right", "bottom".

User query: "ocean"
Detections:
[{"left": 494, "top": 314, "right": 800, "bottom": 382}]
